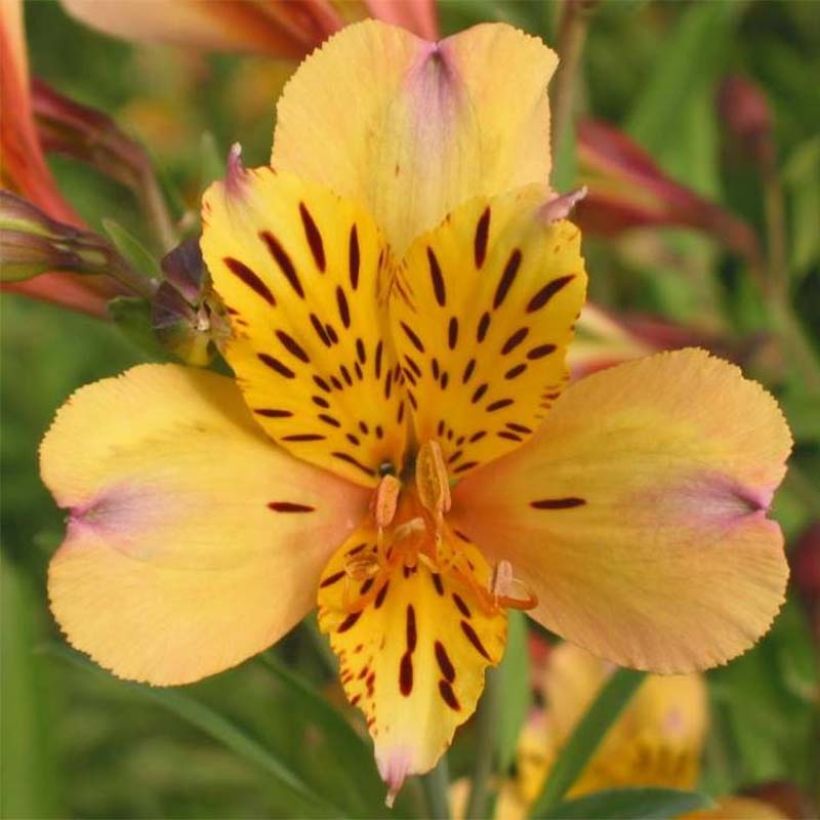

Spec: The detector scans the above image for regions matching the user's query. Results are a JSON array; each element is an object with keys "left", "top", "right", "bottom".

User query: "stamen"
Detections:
[
  {"left": 415, "top": 440, "right": 451, "bottom": 526},
  {"left": 373, "top": 474, "right": 402, "bottom": 550},
  {"left": 490, "top": 559, "right": 539, "bottom": 610}
]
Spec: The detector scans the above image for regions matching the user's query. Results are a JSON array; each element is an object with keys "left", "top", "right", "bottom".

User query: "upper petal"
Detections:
[
  {"left": 452, "top": 349, "right": 792, "bottom": 673},
  {"left": 272, "top": 20, "right": 557, "bottom": 252},
  {"left": 41, "top": 364, "right": 369, "bottom": 685},
  {"left": 389, "top": 186, "right": 587, "bottom": 477},
  {"left": 201, "top": 165, "right": 407, "bottom": 487}
]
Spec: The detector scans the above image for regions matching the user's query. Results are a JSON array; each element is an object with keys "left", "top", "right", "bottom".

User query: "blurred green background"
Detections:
[{"left": 2, "top": 1, "right": 818, "bottom": 817}]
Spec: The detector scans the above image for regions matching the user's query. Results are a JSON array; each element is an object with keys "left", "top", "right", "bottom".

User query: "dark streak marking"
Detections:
[
  {"left": 401, "top": 321, "right": 425, "bottom": 353},
  {"left": 528, "top": 344, "right": 557, "bottom": 360},
  {"left": 331, "top": 451, "right": 375, "bottom": 477},
  {"left": 276, "top": 329, "right": 310, "bottom": 363},
  {"left": 349, "top": 225, "right": 360, "bottom": 289},
  {"left": 501, "top": 327, "right": 529, "bottom": 355},
  {"left": 340, "top": 365, "right": 353, "bottom": 387},
  {"left": 299, "top": 202, "right": 326, "bottom": 271},
  {"left": 399, "top": 653, "right": 413, "bottom": 696},
  {"left": 505, "top": 363, "right": 527, "bottom": 379},
  {"left": 454, "top": 461, "right": 479, "bottom": 473},
  {"left": 531, "top": 497, "right": 587, "bottom": 509},
  {"left": 346, "top": 433, "right": 360, "bottom": 446},
  {"left": 258, "top": 353, "right": 295, "bottom": 379},
  {"left": 310, "top": 313, "right": 331, "bottom": 347},
  {"left": 318, "top": 414, "right": 341, "bottom": 428},
  {"left": 330, "top": 375, "right": 343, "bottom": 391},
  {"left": 507, "top": 422, "right": 533, "bottom": 434},
  {"left": 462, "top": 359, "right": 476, "bottom": 384},
  {"left": 325, "top": 323, "right": 339, "bottom": 345},
  {"left": 428, "top": 247, "right": 446, "bottom": 306},
  {"left": 312, "top": 395, "right": 330, "bottom": 409},
  {"left": 432, "top": 574, "right": 444, "bottom": 596},
  {"left": 448, "top": 317, "right": 459, "bottom": 350},
  {"left": 498, "top": 431, "right": 523, "bottom": 442},
  {"left": 224, "top": 257, "right": 275, "bottom": 305},
  {"left": 452, "top": 593, "right": 471, "bottom": 618},
  {"left": 356, "top": 338, "right": 366, "bottom": 364},
  {"left": 375, "top": 341, "right": 384, "bottom": 378},
  {"left": 493, "top": 249, "right": 522, "bottom": 309},
  {"left": 434, "top": 641, "right": 456, "bottom": 683},
  {"left": 474, "top": 206, "right": 491, "bottom": 268},
  {"left": 461, "top": 619, "right": 492, "bottom": 660},
  {"left": 268, "top": 501, "right": 315, "bottom": 513},
  {"left": 338, "top": 611, "right": 362, "bottom": 633},
  {"left": 360, "top": 578, "right": 374, "bottom": 596},
  {"left": 260, "top": 230, "right": 304, "bottom": 297},
  {"left": 336, "top": 286, "right": 351, "bottom": 328},
  {"left": 477, "top": 312, "right": 491, "bottom": 343},
  {"left": 254, "top": 408, "right": 292, "bottom": 418},
  {"left": 439, "top": 680, "right": 460, "bottom": 710},
  {"left": 282, "top": 433, "right": 326, "bottom": 442},
  {"left": 406, "top": 605, "right": 417, "bottom": 652},
  {"left": 487, "top": 398, "right": 514, "bottom": 412},
  {"left": 469, "top": 431, "right": 486, "bottom": 443},
  {"left": 527, "top": 275, "right": 575, "bottom": 313},
  {"left": 471, "top": 383, "right": 488, "bottom": 403},
  {"left": 374, "top": 581, "right": 389, "bottom": 609},
  {"left": 313, "top": 375, "right": 331, "bottom": 393},
  {"left": 319, "top": 570, "right": 345, "bottom": 588}
]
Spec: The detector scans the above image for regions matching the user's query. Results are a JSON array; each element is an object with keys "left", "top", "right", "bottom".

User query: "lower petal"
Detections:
[
  {"left": 317, "top": 519, "right": 506, "bottom": 802},
  {"left": 41, "top": 364, "right": 369, "bottom": 684},
  {"left": 452, "top": 349, "right": 792, "bottom": 672}
]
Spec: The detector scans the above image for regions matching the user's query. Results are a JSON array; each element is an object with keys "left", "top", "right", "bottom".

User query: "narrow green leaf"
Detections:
[
  {"left": 260, "top": 652, "right": 386, "bottom": 815},
  {"left": 496, "top": 610, "right": 531, "bottom": 772},
  {"left": 542, "top": 787, "right": 712, "bottom": 819},
  {"left": 45, "top": 644, "right": 342, "bottom": 818},
  {"left": 102, "top": 218, "right": 162, "bottom": 280},
  {"left": 626, "top": 2, "right": 744, "bottom": 156},
  {"left": 529, "top": 667, "right": 647, "bottom": 817}
]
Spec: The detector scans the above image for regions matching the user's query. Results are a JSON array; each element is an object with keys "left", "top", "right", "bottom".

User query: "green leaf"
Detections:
[
  {"left": 44, "top": 644, "right": 344, "bottom": 818},
  {"left": 1, "top": 563, "right": 61, "bottom": 819},
  {"left": 260, "top": 652, "right": 386, "bottom": 815},
  {"left": 529, "top": 667, "right": 646, "bottom": 817},
  {"left": 496, "top": 611, "right": 531, "bottom": 772},
  {"left": 541, "top": 788, "right": 712, "bottom": 819},
  {"left": 626, "top": 2, "right": 744, "bottom": 157},
  {"left": 102, "top": 218, "right": 162, "bottom": 280},
  {"left": 107, "top": 296, "right": 168, "bottom": 360}
]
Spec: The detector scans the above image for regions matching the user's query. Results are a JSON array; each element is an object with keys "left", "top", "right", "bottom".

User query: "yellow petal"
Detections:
[
  {"left": 201, "top": 165, "right": 407, "bottom": 487},
  {"left": 452, "top": 349, "right": 792, "bottom": 672},
  {"left": 272, "top": 20, "right": 557, "bottom": 252},
  {"left": 41, "top": 364, "right": 369, "bottom": 685},
  {"left": 543, "top": 644, "right": 707, "bottom": 796},
  {"left": 389, "top": 186, "right": 587, "bottom": 477},
  {"left": 317, "top": 513, "right": 506, "bottom": 801}
]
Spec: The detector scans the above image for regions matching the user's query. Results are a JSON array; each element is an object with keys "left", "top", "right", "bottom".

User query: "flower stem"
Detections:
[
  {"left": 552, "top": 0, "right": 599, "bottom": 158},
  {"left": 464, "top": 667, "right": 500, "bottom": 819},
  {"left": 421, "top": 753, "right": 451, "bottom": 819}
]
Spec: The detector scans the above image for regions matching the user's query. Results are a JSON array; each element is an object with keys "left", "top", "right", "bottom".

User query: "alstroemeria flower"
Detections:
[
  {"left": 480, "top": 643, "right": 786, "bottom": 820},
  {"left": 42, "top": 20, "right": 791, "bottom": 802}
]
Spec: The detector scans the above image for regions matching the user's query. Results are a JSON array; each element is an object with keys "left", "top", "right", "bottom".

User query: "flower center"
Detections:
[{"left": 337, "top": 439, "right": 537, "bottom": 616}]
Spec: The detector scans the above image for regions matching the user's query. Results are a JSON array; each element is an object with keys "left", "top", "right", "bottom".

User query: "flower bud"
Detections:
[
  {"left": 151, "top": 238, "right": 229, "bottom": 366},
  {"left": 0, "top": 191, "right": 118, "bottom": 281}
]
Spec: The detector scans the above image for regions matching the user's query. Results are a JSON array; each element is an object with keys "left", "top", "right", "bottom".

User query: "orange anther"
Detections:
[
  {"left": 373, "top": 474, "right": 401, "bottom": 530},
  {"left": 415, "top": 439, "right": 451, "bottom": 524}
]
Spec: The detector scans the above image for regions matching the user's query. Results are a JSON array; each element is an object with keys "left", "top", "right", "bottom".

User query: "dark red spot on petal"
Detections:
[
  {"left": 531, "top": 497, "right": 587, "bottom": 509},
  {"left": 428, "top": 247, "right": 446, "bottom": 307},
  {"left": 267, "top": 501, "right": 315, "bottom": 513},
  {"left": 474, "top": 207, "right": 491, "bottom": 268},
  {"left": 276, "top": 329, "right": 310, "bottom": 363},
  {"left": 260, "top": 230, "right": 304, "bottom": 298},
  {"left": 452, "top": 593, "right": 471, "bottom": 618},
  {"left": 434, "top": 640, "right": 456, "bottom": 683},
  {"left": 320, "top": 570, "right": 345, "bottom": 588},
  {"left": 349, "top": 225, "right": 360, "bottom": 290},
  {"left": 258, "top": 353, "right": 295, "bottom": 379},
  {"left": 254, "top": 408, "right": 292, "bottom": 418},
  {"left": 338, "top": 611, "right": 362, "bottom": 633},
  {"left": 406, "top": 605, "right": 417, "bottom": 652},
  {"left": 461, "top": 620, "right": 492, "bottom": 661},
  {"left": 399, "top": 652, "right": 413, "bottom": 696},
  {"left": 493, "top": 249, "right": 522, "bottom": 309},
  {"left": 299, "top": 202, "right": 326, "bottom": 272},
  {"left": 528, "top": 344, "right": 557, "bottom": 360},
  {"left": 527, "top": 275, "right": 575, "bottom": 313},
  {"left": 224, "top": 257, "right": 275, "bottom": 305},
  {"left": 439, "top": 679, "right": 461, "bottom": 710},
  {"left": 401, "top": 321, "right": 425, "bottom": 353},
  {"left": 501, "top": 327, "right": 529, "bottom": 355}
]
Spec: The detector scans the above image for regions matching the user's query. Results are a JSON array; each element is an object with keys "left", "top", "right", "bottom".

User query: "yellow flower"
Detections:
[
  {"left": 487, "top": 643, "right": 786, "bottom": 820},
  {"left": 41, "top": 21, "right": 791, "bottom": 803}
]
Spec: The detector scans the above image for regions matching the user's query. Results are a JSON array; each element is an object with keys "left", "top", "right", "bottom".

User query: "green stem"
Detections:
[
  {"left": 464, "top": 667, "right": 501, "bottom": 819},
  {"left": 551, "top": 0, "right": 599, "bottom": 157},
  {"left": 530, "top": 667, "right": 646, "bottom": 817},
  {"left": 421, "top": 753, "right": 451, "bottom": 820}
]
